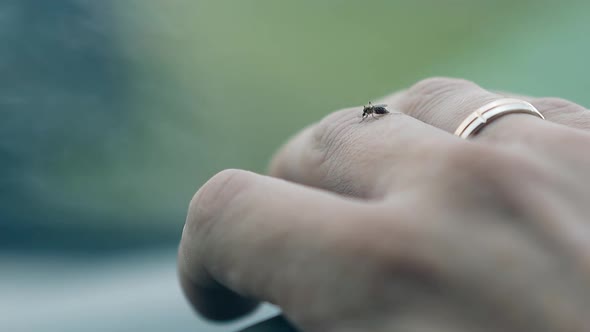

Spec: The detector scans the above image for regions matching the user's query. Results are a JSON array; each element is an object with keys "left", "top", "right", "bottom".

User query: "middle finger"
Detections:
[{"left": 269, "top": 106, "right": 480, "bottom": 200}]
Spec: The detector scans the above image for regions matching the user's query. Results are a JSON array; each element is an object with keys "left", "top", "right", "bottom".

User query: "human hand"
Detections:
[{"left": 179, "top": 78, "right": 590, "bottom": 332}]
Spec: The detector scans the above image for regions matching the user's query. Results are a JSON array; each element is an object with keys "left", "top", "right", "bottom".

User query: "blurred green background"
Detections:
[{"left": 2, "top": 1, "right": 589, "bottom": 331}]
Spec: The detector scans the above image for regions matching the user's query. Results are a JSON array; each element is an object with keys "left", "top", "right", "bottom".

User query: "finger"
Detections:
[
  {"left": 529, "top": 97, "right": 590, "bottom": 131},
  {"left": 178, "top": 169, "right": 387, "bottom": 321},
  {"left": 397, "top": 77, "right": 545, "bottom": 135},
  {"left": 396, "top": 77, "right": 590, "bottom": 150},
  {"left": 496, "top": 91, "right": 590, "bottom": 131},
  {"left": 269, "top": 107, "right": 470, "bottom": 199}
]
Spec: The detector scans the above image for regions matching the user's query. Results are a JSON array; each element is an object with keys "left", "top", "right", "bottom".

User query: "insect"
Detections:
[{"left": 360, "top": 101, "right": 389, "bottom": 122}]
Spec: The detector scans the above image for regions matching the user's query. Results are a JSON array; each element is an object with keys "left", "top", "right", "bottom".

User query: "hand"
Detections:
[{"left": 178, "top": 78, "right": 590, "bottom": 332}]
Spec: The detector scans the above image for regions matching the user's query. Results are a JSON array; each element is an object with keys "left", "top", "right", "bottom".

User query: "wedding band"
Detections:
[{"left": 454, "top": 98, "right": 545, "bottom": 139}]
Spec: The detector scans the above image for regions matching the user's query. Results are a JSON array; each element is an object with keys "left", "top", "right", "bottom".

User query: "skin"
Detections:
[{"left": 178, "top": 77, "right": 590, "bottom": 332}]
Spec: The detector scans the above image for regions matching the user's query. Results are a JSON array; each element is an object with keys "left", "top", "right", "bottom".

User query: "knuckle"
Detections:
[
  {"left": 186, "top": 169, "right": 255, "bottom": 235},
  {"left": 533, "top": 97, "right": 588, "bottom": 117},
  {"left": 314, "top": 108, "right": 356, "bottom": 143},
  {"left": 191, "top": 169, "right": 253, "bottom": 209},
  {"left": 402, "top": 77, "right": 480, "bottom": 118},
  {"left": 533, "top": 97, "right": 590, "bottom": 129},
  {"left": 311, "top": 106, "right": 402, "bottom": 195},
  {"left": 312, "top": 107, "right": 358, "bottom": 161},
  {"left": 408, "top": 77, "right": 476, "bottom": 96},
  {"left": 269, "top": 125, "right": 325, "bottom": 184}
]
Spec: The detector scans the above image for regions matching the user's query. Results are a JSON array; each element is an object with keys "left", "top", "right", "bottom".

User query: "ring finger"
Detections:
[
  {"left": 393, "top": 77, "right": 590, "bottom": 164},
  {"left": 396, "top": 77, "right": 590, "bottom": 136}
]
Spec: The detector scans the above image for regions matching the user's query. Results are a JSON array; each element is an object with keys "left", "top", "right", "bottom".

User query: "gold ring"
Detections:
[{"left": 454, "top": 98, "right": 544, "bottom": 139}]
